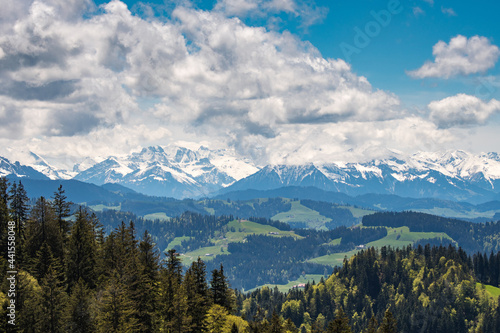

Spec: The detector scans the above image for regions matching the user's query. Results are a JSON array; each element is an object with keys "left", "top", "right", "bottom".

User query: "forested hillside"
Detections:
[
  {"left": 2, "top": 177, "right": 500, "bottom": 332},
  {"left": 237, "top": 245, "right": 500, "bottom": 333}
]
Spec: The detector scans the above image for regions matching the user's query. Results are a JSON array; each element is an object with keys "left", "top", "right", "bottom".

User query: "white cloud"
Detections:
[
  {"left": 259, "top": 117, "right": 453, "bottom": 164},
  {"left": 441, "top": 6, "right": 457, "bottom": 17},
  {"left": 0, "top": 0, "right": 473, "bottom": 167},
  {"left": 413, "top": 7, "right": 425, "bottom": 17},
  {"left": 428, "top": 94, "right": 500, "bottom": 128},
  {"left": 408, "top": 35, "right": 500, "bottom": 79}
]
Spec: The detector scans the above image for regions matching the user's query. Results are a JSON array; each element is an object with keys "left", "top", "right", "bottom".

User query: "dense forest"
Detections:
[
  {"left": 2, "top": 177, "right": 500, "bottom": 332},
  {"left": 238, "top": 245, "right": 500, "bottom": 333}
]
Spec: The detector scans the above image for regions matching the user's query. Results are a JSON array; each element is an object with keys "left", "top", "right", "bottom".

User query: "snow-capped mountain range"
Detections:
[
  {"left": 3, "top": 146, "right": 500, "bottom": 203},
  {"left": 71, "top": 145, "right": 259, "bottom": 198}
]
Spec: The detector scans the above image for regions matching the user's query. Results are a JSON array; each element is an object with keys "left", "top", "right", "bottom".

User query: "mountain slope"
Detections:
[{"left": 0, "top": 156, "right": 50, "bottom": 180}]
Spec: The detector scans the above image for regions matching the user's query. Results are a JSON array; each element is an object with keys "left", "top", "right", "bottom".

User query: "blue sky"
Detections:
[{"left": 1, "top": 0, "right": 500, "bottom": 167}]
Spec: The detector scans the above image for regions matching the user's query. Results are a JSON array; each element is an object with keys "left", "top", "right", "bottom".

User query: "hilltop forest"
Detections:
[{"left": 2, "top": 178, "right": 500, "bottom": 332}]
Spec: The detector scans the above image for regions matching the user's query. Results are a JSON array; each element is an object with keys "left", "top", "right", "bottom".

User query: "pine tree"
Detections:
[
  {"left": 9, "top": 181, "right": 29, "bottom": 265},
  {"left": 16, "top": 271, "right": 41, "bottom": 333},
  {"left": 66, "top": 208, "right": 97, "bottom": 290},
  {"left": 32, "top": 241, "right": 56, "bottom": 280},
  {"left": 269, "top": 311, "right": 285, "bottom": 333},
  {"left": 65, "top": 278, "right": 96, "bottom": 333},
  {"left": 96, "top": 271, "right": 139, "bottom": 333},
  {"left": 159, "top": 249, "right": 191, "bottom": 332},
  {"left": 135, "top": 231, "right": 160, "bottom": 332},
  {"left": 378, "top": 310, "right": 397, "bottom": 333},
  {"left": 284, "top": 318, "right": 299, "bottom": 333},
  {"left": 52, "top": 184, "right": 72, "bottom": 237},
  {"left": 9, "top": 181, "right": 29, "bottom": 234},
  {"left": 211, "top": 264, "right": 234, "bottom": 312},
  {"left": 185, "top": 258, "right": 211, "bottom": 333},
  {"left": 37, "top": 260, "right": 68, "bottom": 333},
  {"left": 326, "top": 308, "right": 351, "bottom": 333},
  {"left": 24, "top": 196, "right": 63, "bottom": 265},
  {"left": 366, "top": 316, "right": 378, "bottom": 333}
]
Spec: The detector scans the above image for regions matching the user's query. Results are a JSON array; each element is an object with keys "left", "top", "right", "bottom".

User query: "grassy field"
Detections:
[
  {"left": 366, "top": 226, "right": 455, "bottom": 248},
  {"left": 89, "top": 204, "right": 121, "bottom": 212},
  {"left": 180, "top": 220, "right": 301, "bottom": 263},
  {"left": 167, "top": 236, "right": 191, "bottom": 251},
  {"left": 309, "top": 227, "right": 455, "bottom": 267},
  {"left": 328, "top": 238, "right": 341, "bottom": 246},
  {"left": 272, "top": 201, "right": 331, "bottom": 229},
  {"left": 143, "top": 212, "right": 170, "bottom": 221},
  {"left": 477, "top": 283, "right": 500, "bottom": 299},
  {"left": 180, "top": 245, "right": 227, "bottom": 262},
  {"left": 309, "top": 249, "right": 360, "bottom": 266},
  {"left": 247, "top": 274, "right": 326, "bottom": 293},
  {"left": 340, "top": 206, "right": 375, "bottom": 219},
  {"left": 225, "top": 220, "right": 301, "bottom": 241}
]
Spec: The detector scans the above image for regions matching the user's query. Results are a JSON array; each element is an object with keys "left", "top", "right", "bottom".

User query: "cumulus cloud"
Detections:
[
  {"left": 408, "top": 35, "right": 500, "bottom": 79},
  {"left": 251, "top": 117, "right": 454, "bottom": 164},
  {"left": 0, "top": 0, "right": 461, "bottom": 167},
  {"left": 428, "top": 94, "right": 500, "bottom": 128}
]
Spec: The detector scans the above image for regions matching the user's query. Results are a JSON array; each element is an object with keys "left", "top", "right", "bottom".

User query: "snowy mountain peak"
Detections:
[
  {"left": 72, "top": 144, "right": 259, "bottom": 198},
  {"left": 173, "top": 147, "right": 199, "bottom": 164}
]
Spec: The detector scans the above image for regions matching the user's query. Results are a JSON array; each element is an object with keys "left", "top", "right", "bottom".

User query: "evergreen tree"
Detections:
[
  {"left": 24, "top": 196, "right": 63, "bottom": 264},
  {"left": 65, "top": 278, "right": 96, "bottom": 333},
  {"left": 283, "top": 318, "right": 299, "bottom": 333},
  {"left": 135, "top": 231, "right": 160, "bottom": 332},
  {"left": 32, "top": 241, "right": 57, "bottom": 280},
  {"left": 185, "top": 257, "right": 212, "bottom": 333},
  {"left": 96, "top": 271, "right": 139, "bottom": 333},
  {"left": 211, "top": 264, "right": 234, "bottom": 312},
  {"left": 366, "top": 316, "right": 378, "bottom": 333},
  {"left": 16, "top": 271, "right": 41, "bottom": 333},
  {"left": 0, "top": 177, "right": 9, "bottom": 259},
  {"left": 37, "top": 261, "right": 68, "bottom": 333},
  {"left": 378, "top": 310, "right": 397, "bottom": 333},
  {"left": 52, "top": 184, "right": 72, "bottom": 237},
  {"left": 9, "top": 181, "right": 29, "bottom": 264},
  {"left": 66, "top": 208, "right": 97, "bottom": 291},
  {"left": 326, "top": 308, "right": 351, "bottom": 333},
  {"left": 159, "top": 249, "right": 191, "bottom": 332},
  {"left": 269, "top": 311, "right": 285, "bottom": 333}
]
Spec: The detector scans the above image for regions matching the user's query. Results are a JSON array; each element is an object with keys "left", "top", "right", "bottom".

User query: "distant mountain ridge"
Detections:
[
  {"left": 3, "top": 148, "right": 500, "bottom": 203},
  {"left": 221, "top": 151, "right": 500, "bottom": 204},
  {"left": 73, "top": 145, "right": 259, "bottom": 198}
]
